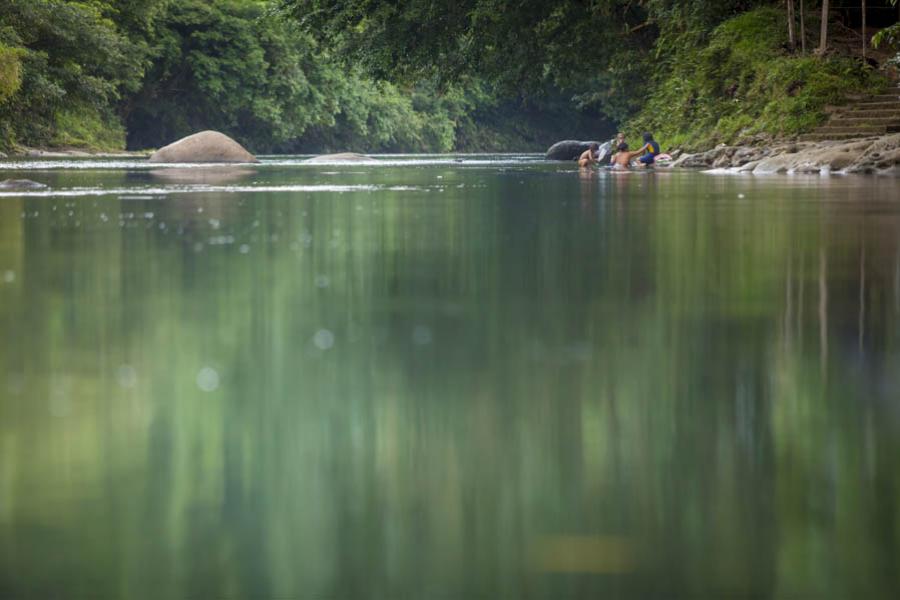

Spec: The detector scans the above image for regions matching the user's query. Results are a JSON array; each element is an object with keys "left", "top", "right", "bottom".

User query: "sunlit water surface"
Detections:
[{"left": 2, "top": 155, "right": 900, "bottom": 599}]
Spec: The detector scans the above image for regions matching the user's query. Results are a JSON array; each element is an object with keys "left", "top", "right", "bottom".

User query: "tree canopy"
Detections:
[
  {"left": 0, "top": 0, "right": 612, "bottom": 152},
  {"left": 278, "top": 0, "right": 766, "bottom": 119},
  {"left": 0, "top": 0, "right": 895, "bottom": 152}
]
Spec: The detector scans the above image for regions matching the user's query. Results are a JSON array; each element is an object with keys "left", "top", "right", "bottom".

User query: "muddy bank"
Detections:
[{"left": 663, "top": 133, "right": 900, "bottom": 176}]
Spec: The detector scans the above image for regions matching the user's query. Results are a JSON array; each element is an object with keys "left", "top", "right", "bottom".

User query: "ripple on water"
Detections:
[
  {"left": 0, "top": 154, "right": 544, "bottom": 172},
  {"left": 0, "top": 184, "right": 428, "bottom": 197}
]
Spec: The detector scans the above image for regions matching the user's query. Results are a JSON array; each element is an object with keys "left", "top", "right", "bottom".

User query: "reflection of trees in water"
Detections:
[{"left": 2, "top": 175, "right": 900, "bottom": 598}]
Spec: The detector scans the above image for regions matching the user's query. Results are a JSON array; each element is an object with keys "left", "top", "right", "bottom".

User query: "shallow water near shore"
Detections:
[{"left": 2, "top": 155, "right": 900, "bottom": 599}]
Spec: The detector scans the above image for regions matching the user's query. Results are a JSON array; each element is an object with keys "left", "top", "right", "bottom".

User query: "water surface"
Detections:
[{"left": 2, "top": 156, "right": 900, "bottom": 599}]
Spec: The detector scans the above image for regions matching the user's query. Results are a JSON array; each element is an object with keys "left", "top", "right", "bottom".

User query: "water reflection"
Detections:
[
  {"left": 149, "top": 167, "right": 257, "bottom": 184},
  {"left": 1, "top": 166, "right": 900, "bottom": 598}
]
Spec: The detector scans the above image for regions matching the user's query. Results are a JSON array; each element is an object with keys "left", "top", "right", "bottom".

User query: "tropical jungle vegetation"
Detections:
[{"left": 0, "top": 0, "right": 897, "bottom": 153}]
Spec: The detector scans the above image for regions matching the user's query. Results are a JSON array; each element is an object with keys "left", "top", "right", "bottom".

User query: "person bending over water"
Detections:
[{"left": 578, "top": 143, "right": 600, "bottom": 168}]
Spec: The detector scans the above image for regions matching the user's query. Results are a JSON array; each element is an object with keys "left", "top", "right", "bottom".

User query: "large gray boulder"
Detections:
[
  {"left": 148, "top": 131, "right": 258, "bottom": 164},
  {"left": 546, "top": 140, "right": 611, "bottom": 162},
  {"left": 305, "top": 152, "right": 376, "bottom": 164}
]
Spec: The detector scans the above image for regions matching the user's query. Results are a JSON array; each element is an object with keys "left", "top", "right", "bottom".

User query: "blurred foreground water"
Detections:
[{"left": 1, "top": 157, "right": 899, "bottom": 598}]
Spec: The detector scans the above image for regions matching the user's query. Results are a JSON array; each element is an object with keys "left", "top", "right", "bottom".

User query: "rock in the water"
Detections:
[
  {"left": 305, "top": 152, "right": 376, "bottom": 163},
  {"left": 545, "top": 140, "right": 608, "bottom": 161},
  {"left": 0, "top": 179, "right": 47, "bottom": 190},
  {"left": 672, "top": 150, "right": 716, "bottom": 169},
  {"left": 753, "top": 139, "right": 873, "bottom": 174},
  {"left": 653, "top": 133, "right": 900, "bottom": 175},
  {"left": 148, "top": 131, "right": 258, "bottom": 164},
  {"left": 0, "top": 151, "right": 7, "bottom": 159}
]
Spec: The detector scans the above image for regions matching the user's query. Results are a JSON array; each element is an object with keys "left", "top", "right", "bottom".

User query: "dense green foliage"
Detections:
[
  {"left": 630, "top": 8, "right": 887, "bottom": 150},
  {"left": 126, "top": 0, "right": 445, "bottom": 152},
  {"left": 0, "top": 44, "right": 23, "bottom": 104},
  {"left": 284, "top": 0, "right": 894, "bottom": 150},
  {"left": 0, "top": 0, "right": 146, "bottom": 149},
  {"left": 0, "top": 0, "right": 895, "bottom": 153},
  {"left": 280, "top": 0, "right": 768, "bottom": 122},
  {"left": 873, "top": 0, "right": 900, "bottom": 64},
  {"left": 0, "top": 0, "right": 608, "bottom": 153}
]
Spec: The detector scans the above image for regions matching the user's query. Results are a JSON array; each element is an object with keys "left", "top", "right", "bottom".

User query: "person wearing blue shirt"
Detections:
[{"left": 636, "top": 132, "right": 661, "bottom": 167}]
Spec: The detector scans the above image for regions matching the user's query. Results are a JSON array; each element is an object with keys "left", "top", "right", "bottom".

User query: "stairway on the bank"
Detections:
[{"left": 800, "top": 82, "right": 900, "bottom": 142}]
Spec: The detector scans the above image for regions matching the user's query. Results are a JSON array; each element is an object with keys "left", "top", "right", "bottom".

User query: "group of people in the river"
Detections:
[{"left": 578, "top": 132, "right": 661, "bottom": 170}]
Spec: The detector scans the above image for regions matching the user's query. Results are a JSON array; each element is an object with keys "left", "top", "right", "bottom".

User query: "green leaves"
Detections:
[
  {"left": 0, "top": 0, "right": 611, "bottom": 152},
  {"left": 0, "top": 0, "right": 148, "bottom": 148},
  {"left": 125, "top": 0, "right": 480, "bottom": 153},
  {"left": 627, "top": 7, "right": 887, "bottom": 150},
  {"left": 0, "top": 45, "right": 23, "bottom": 104},
  {"left": 278, "top": 0, "right": 776, "bottom": 131}
]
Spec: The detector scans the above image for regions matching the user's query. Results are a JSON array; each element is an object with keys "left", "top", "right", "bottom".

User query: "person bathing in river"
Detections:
[
  {"left": 610, "top": 143, "right": 645, "bottom": 170},
  {"left": 577, "top": 143, "right": 600, "bottom": 168},
  {"left": 635, "top": 132, "right": 660, "bottom": 167}
]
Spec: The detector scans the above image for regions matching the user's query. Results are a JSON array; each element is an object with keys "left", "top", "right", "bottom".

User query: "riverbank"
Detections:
[
  {"left": 664, "top": 132, "right": 900, "bottom": 176},
  {"left": 8, "top": 147, "right": 149, "bottom": 159},
  {"left": 627, "top": 8, "right": 893, "bottom": 151}
]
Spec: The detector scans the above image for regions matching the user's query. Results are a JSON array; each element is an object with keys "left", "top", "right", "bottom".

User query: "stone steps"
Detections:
[
  {"left": 813, "top": 129, "right": 888, "bottom": 139},
  {"left": 829, "top": 116, "right": 900, "bottom": 126},
  {"left": 840, "top": 108, "right": 900, "bottom": 119},
  {"left": 847, "top": 93, "right": 900, "bottom": 102},
  {"left": 852, "top": 101, "right": 900, "bottom": 110},
  {"left": 798, "top": 132, "right": 881, "bottom": 142},
  {"left": 804, "top": 85, "right": 900, "bottom": 141}
]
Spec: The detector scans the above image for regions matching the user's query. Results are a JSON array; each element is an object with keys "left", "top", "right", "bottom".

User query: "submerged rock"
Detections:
[
  {"left": 0, "top": 179, "right": 47, "bottom": 190},
  {"left": 148, "top": 131, "right": 259, "bottom": 164},
  {"left": 305, "top": 152, "right": 376, "bottom": 163},
  {"left": 545, "top": 140, "right": 608, "bottom": 161}
]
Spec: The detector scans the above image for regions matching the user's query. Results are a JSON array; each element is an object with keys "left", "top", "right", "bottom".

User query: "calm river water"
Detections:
[{"left": 1, "top": 156, "right": 899, "bottom": 599}]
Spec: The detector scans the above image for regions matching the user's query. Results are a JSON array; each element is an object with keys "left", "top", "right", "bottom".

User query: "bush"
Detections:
[
  {"left": 0, "top": 0, "right": 146, "bottom": 151},
  {"left": 51, "top": 104, "right": 126, "bottom": 150},
  {"left": 0, "top": 44, "right": 23, "bottom": 103},
  {"left": 627, "top": 7, "right": 887, "bottom": 150}
]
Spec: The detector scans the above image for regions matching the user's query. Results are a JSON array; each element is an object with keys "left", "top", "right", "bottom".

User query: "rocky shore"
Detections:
[{"left": 664, "top": 133, "right": 900, "bottom": 176}]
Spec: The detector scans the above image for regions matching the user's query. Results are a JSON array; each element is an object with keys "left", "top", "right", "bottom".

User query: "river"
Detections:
[{"left": 1, "top": 156, "right": 899, "bottom": 598}]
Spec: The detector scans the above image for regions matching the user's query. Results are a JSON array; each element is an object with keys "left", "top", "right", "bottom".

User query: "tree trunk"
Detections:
[
  {"left": 800, "top": 0, "right": 807, "bottom": 53},
  {"left": 818, "top": 0, "right": 829, "bottom": 55},
  {"left": 862, "top": 0, "right": 867, "bottom": 60},
  {"left": 788, "top": 0, "right": 796, "bottom": 50}
]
